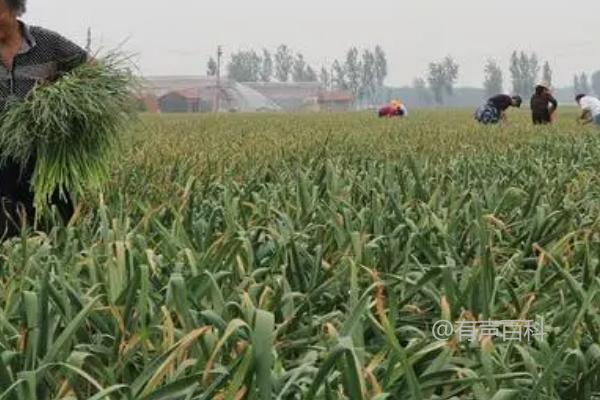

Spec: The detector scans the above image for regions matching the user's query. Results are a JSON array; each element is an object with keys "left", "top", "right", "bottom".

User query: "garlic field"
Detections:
[{"left": 1, "top": 109, "right": 599, "bottom": 399}]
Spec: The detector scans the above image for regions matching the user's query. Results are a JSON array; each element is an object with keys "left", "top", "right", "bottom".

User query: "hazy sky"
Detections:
[{"left": 27, "top": 0, "right": 600, "bottom": 88}]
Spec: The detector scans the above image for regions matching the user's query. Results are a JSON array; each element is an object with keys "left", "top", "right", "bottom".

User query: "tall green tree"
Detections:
[
  {"left": 274, "top": 44, "right": 293, "bottom": 82},
  {"left": 427, "top": 56, "right": 459, "bottom": 105},
  {"left": 510, "top": 51, "right": 539, "bottom": 97},
  {"left": 573, "top": 74, "right": 581, "bottom": 94},
  {"left": 345, "top": 47, "right": 362, "bottom": 98},
  {"left": 360, "top": 49, "right": 377, "bottom": 103},
  {"left": 591, "top": 71, "right": 600, "bottom": 97},
  {"left": 510, "top": 51, "right": 521, "bottom": 95},
  {"left": 413, "top": 77, "right": 432, "bottom": 105},
  {"left": 259, "top": 49, "right": 273, "bottom": 82},
  {"left": 374, "top": 45, "right": 388, "bottom": 87},
  {"left": 304, "top": 66, "right": 318, "bottom": 82},
  {"left": 483, "top": 59, "right": 503, "bottom": 98},
  {"left": 427, "top": 63, "right": 445, "bottom": 104},
  {"left": 207, "top": 57, "right": 217, "bottom": 77},
  {"left": 332, "top": 60, "right": 347, "bottom": 89},
  {"left": 292, "top": 53, "right": 307, "bottom": 82},
  {"left": 227, "top": 50, "right": 261, "bottom": 82},
  {"left": 520, "top": 52, "right": 539, "bottom": 96},
  {"left": 580, "top": 72, "right": 590, "bottom": 94},
  {"left": 518, "top": 52, "right": 531, "bottom": 94},
  {"left": 320, "top": 66, "right": 331, "bottom": 89},
  {"left": 332, "top": 60, "right": 348, "bottom": 90},
  {"left": 542, "top": 61, "right": 552, "bottom": 86}
]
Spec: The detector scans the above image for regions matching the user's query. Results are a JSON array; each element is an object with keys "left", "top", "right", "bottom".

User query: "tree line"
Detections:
[
  {"left": 412, "top": 50, "right": 600, "bottom": 106},
  {"left": 410, "top": 56, "right": 460, "bottom": 106},
  {"left": 208, "top": 45, "right": 388, "bottom": 104},
  {"left": 412, "top": 51, "right": 548, "bottom": 105},
  {"left": 475, "top": 52, "right": 545, "bottom": 101},
  {"left": 572, "top": 72, "right": 600, "bottom": 98},
  {"left": 482, "top": 52, "right": 600, "bottom": 101},
  {"left": 210, "top": 47, "right": 600, "bottom": 106}
]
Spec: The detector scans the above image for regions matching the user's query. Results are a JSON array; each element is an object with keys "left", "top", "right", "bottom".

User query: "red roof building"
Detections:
[{"left": 317, "top": 90, "right": 354, "bottom": 111}]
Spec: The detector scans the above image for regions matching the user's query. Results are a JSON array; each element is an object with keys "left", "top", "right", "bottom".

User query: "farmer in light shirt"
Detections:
[
  {"left": 0, "top": 0, "right": 88, "bottom": 237},
  {"left": 575, "top": 94, "right": 600, "bottom": 126}
]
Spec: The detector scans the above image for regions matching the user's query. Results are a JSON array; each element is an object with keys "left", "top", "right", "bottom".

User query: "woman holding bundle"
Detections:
[
  {"left": 0, "top": 0, "right": 88, "bottom": 237},
  {"left": 530, "top": 83, "right": 558, "bottom": 125}
]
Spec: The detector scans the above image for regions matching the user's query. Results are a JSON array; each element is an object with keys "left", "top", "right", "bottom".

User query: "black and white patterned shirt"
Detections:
[{"left": 0, "top": 21, "right": 88, "bottom": 112}]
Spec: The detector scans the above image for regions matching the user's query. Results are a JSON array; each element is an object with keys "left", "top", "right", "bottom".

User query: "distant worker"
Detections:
[
  {"left": 379, "top": 100, "right": 408, "bottom": 118},
  {"left": 474, "top": 94, "right": 522, "bottom": 125},
  {"left": 530, "top": 83, "right": 558, "bottom": 125},
  {"left": 575, "top": 94, "right": 600, "bottom": 126}
]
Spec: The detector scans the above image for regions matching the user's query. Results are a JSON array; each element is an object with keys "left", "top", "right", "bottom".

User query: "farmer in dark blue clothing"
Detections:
[{"left": 0, "top": 0, "right": 88, "bottom": 237}]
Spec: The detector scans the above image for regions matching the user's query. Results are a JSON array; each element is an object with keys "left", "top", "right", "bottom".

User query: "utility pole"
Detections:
[
  {"left": 85, "top": 27, "right": 92, "bottom": 53},
  {"left": 215, "top": 45, "right": 223, "bottom": 112}
]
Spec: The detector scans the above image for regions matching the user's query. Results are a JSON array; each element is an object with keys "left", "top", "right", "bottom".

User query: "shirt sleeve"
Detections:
[
  {"left": 581, "top": 99, "right": 591, "bottom": 111},
  {"left": 52, "top": 32, "right": 88, "bottom": 74},
  {"left": 488, "top": 96, "right": 499, "bottom": 108},
  {"left": 548, "top": 94, "right": 558, "bottom": 109}
]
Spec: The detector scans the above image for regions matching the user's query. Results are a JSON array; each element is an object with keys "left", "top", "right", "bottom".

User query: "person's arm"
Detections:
[
  {"left": 580, "top": 109, "right": 592, "bottom": 124},
  {"left": 548, "top": 95, "right": 558, "bottom": 112},
  {"left": 581, "top": 110, "right": 593, "bottom": 125}
]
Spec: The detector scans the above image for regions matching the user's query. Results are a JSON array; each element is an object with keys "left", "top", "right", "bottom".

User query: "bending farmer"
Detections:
[
  {"left": 475, "top": 94, "right": 522, "bottom": 125},
  {"left": 379, "top": 100, "right": 408, "bottom": 118},
  {"left": 576, "top": 94, "right": 600, "bottom": 126}
]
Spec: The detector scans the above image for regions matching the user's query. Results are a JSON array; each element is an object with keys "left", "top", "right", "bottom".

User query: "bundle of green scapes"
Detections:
[{"left": 0, "top": 54, "right": 136, "bottom": 213}]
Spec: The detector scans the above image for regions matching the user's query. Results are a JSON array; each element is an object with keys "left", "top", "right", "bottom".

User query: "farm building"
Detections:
[
  {"left": 139, "top": 77, "right": 354, "bottom": 113},
  {"left": 158, "top": 88, "right": 202, "bottom": 113},
  {"left": 133, "top": 93, "right": 160, "bottom": 113},
  {"left": 140, "top": 76, "right": 280, "bottom": 113},
  {"left": 317, "top": 90, "right": 354, "bottom": 111},
  {"left": 244, "top": 82, "right": 322, "bottom": 111}
]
